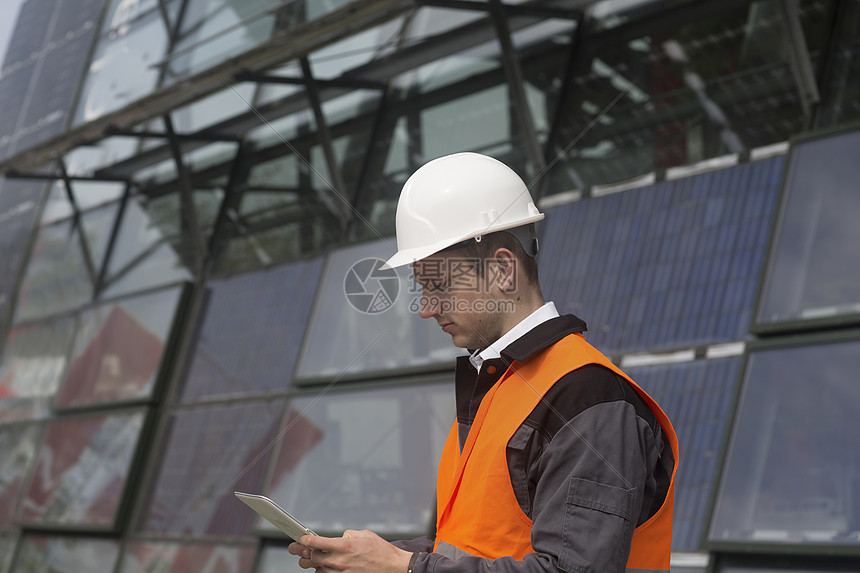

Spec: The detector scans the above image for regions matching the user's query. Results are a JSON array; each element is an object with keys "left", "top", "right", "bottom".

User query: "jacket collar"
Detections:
[{"left": 499, "top": 314, "right": 588, "bottom": 364}]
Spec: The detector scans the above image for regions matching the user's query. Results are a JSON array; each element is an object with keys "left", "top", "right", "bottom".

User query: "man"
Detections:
[{"left": 289, "top": 152, "right": 678, "bottom": 573}]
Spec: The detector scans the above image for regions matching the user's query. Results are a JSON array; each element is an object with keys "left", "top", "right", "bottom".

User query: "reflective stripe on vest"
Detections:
[{"left": 434, "top": 332, "right": 678, "bottom": 571}]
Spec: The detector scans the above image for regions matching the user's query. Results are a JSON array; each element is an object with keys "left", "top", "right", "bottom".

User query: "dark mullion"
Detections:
[
  {"left": 538, "top": 12, "right": 586, "bottom": 200},
  {"left": 488, "top": 0, "right": 545, "bottom": 180},
  {"left": 810, "top": 0, "right": 853, "bottom": 130},
  {"left": 59, "top": 161, "right": 99, "bottom": 291},
  {"left": 94, "top": 181, "right": 133, "bottom": 297},
  {"left": 300, "top": 56, "right": 350, "bottom": 232},
  {"left": 347, "top": 89, "right": 395, "bottom": 241},
  {"left": 163, "top": 114, "right": 206, "bottom": 277},
  {"left": 205, "top": 140, "right": 251, "bottom": 271}
]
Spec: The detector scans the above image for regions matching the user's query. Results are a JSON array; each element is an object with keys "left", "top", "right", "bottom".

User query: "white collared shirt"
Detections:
[{"left": 469, "top": 301, "right": 560, "bottom": 373}]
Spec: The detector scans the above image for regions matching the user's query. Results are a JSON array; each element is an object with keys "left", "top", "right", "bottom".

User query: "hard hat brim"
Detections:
[{"left": 381, "top": 214, "right": 545, "bottom": 269}]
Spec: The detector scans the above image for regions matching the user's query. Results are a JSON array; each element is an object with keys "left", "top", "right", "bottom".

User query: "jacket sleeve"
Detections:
[
  {"left": 412, "top": 367, "right": 662, "bottom": 573},
  {"left": 392, "top": 537, "right": 435, "bottom": 553}
]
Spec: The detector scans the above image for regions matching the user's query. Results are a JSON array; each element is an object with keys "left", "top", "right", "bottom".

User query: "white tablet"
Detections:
[{"left": 234, "top": 492, "right": 317, "bottom": 539}]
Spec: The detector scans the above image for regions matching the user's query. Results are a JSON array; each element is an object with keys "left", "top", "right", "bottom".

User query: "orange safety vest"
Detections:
[{"left": 434, "top": 332, "right": 678, "bottom": 571}]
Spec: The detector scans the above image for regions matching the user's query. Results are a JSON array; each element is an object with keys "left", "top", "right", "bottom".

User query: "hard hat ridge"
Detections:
[{"left": 384, "top": 152, "right": 545, "bottom": 268}]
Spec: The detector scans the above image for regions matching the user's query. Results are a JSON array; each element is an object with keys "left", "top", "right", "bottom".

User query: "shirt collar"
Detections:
[{"left": 469, "top": 301, "right": 560, "bottom": 372}]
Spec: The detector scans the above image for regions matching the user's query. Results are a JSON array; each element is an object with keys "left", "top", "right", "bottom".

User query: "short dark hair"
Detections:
[{"left": 450, "top": 229, "right": 540, "bottom": 288}]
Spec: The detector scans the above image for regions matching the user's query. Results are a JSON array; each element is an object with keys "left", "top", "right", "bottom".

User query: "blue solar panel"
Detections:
[
  {"left": 540, "top": 156, "right": 785, "bottom": 354},
  {"left": 0, "top": 0, "right": 100, "bottom": 161},
  {"left": 180, "top": 257, "right": 325, "bottom": 401},
  {"left": 626, "top": 356, "right": 742, "bottom": 551}
]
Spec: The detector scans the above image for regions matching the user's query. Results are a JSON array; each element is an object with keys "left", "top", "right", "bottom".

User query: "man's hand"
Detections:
[{"left": 288, "top": 529, "right": 413, "bottom": 573}]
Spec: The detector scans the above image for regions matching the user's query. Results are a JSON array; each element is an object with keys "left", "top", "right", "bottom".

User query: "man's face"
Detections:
[{"left": 412, "top": 251, "right": 506, "bottom": 349}]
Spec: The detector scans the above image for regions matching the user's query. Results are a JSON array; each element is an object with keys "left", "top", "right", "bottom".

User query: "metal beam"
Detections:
[
  {"left": 4, "top": 171, "right": 130, "bottom": 183},
  {"left": 91, "top": 8, "right": 549, "bottom": 180},
  {"left": 347, "top": 89, "right": 394, "bottom": 241},
  {"left": 94, "top": 182, "right": 133, "bottom": 296},
  {"left": 811, "top": 0, "right": 852, "bottom": 128},
  {"left": 300, "top": 56, "right": 351, "bottom": 229},
  {"left": 164, "top": 114, "right": 206, "bottom": 276},
  {"left": 0, "top": 0, "right": 415, "bottom": 176},
  {"left": 104, "top": 126, "right": 243, "bottom": 143},
  {"left": 58, "top": 161, "right": 99, "bottom": 288},
  {"left": 489, "top": 0, "right": 546, "bottom": 179},
  {"left": 777, "top": 0, "right": 820, "bottom": 123},
  {"left": 416, "top": 0, "right": 581, "bottom": 20},
  {"left": 205, "top": 140, "right": 256, "bottom": 270},
  {"left": 234, "top": 72, "right": 386, "bottom": 91},
  {"left": 539, "top": 11, "right": 587, "bottom": 198}
]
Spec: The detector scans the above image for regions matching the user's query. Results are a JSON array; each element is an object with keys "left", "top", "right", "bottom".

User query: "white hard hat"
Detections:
[{"left": 384, "top": 152, "right": 544, "bottom": 268}]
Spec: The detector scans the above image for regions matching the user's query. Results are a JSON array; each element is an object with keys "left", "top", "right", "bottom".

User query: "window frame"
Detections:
[
  {"left": 703, "top": 326, "right": 860, "bottom": 556},
  {"left": 750, "top": 120, "right": 860, "bottom": 336}
]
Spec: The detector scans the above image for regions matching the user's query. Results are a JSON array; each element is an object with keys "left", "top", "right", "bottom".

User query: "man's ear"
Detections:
[{"left": 492, "top": 248, "right": 517, "bottom": 293}]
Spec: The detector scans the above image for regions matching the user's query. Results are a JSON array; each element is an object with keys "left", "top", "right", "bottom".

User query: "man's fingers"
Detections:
[
  {"left": 299, "top": 534, "right": 341, "bottom": 552},
  {"left": 288, "top": 542, "right": 311, "bottom": 559}
]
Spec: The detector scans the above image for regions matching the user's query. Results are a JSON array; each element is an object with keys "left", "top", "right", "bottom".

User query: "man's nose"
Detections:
[{"left": 418, "top": 290, "right": 440, "bottom": 319}]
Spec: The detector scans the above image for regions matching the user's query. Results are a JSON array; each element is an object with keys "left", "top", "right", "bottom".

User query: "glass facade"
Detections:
[
  {"left": 11, "top": 534, "right": 120, "bottom": 572},
  {"left": 55, "top": 285, "right": 185, "bottom": 409},
  {"left": 708, "top": 334, "right": 860, "bottom": 547},
  {"left": 1, "top": 0, "right": 860, "bottom": 570},
  {"left": 180, "top": 259, "right": 323, "bottom": 400},
  {"left": 261, "top": 381, "right": 454, "bottom": 536},
  {"left": 295, "top": 239, "right": 459, "bottom": 381},
  {"left": 755, "top": 126, "right": 860, "bottom": 329},
  {"left": 18, "top": 409, "right": 146, "bottom": 528},
  {"left": 119, "top": 541, "right": 256, "bottom": 573}
]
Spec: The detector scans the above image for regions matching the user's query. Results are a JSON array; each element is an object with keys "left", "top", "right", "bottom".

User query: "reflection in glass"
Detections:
[
  {"left": 246, "top": 107, "right": 315, "bottom": 149},
  {"left": 56, "top": 286, "right": 184, "bottom": 409},
  {"left": 420, "top": 85, "right": 512, "bottom": 160},
  {"left": 814, "top": 0, "right": 860, "bottom": 128},
  {"left": 295, "top": 239, "right": 459, "bottom": 381},
  {"left": 12, "top": 535, "right": 120, "bottom": 572},
  {"left": 0, "top": 423, "right": 40, "bottom": 526},
  {"left": 40, "top": 183, "right": 75, "bottom": 225},
  {"left": 13, "top": 219, "right": 93, "bottom": 322},
  {"left": 255, "top": 62, "right": 302, "bottom": 107},
  {"left": 67, "top": 180, "right": 125, "bottom": 213},
  {"left": 101, "top": 194, "right": 196, "bottom": 299},
  {"left": 547, "top": 0, "right": 830, "bottom": 191},
  {"left": 263, "top": 382, "right": 454, "bottom": 535},
  {"left": 167, "top": 0, "right": 278, "bottom": 80},
  {"left": 63, "top": 138, "right": 139, "bottom": 181},
  {"left": 709, "top": 338, "right": 860, "bottom": 545},
  {"left": 0, "top": 316, "right": 77, "bottom": 423},
  {"left": 308, "top": 18, "right": 404, "bottom": 80},
  {"left": 19, "top": 410, "right": 145, "bottom": 527},
  {"left": 756, "top": 129, "right": 860, "bottom": 325},
  {"left": 0, "top": 532, "right": 15, "bottom": 572},
  {"left": 73, "top": 0, "right": 180, "bottom": 125},
  {"left": 257, "top": 546, "right": 305, "bottom": 573},
  {"left": 80, "top": 202, "right": 120, "bottom": 273},
  {"left": 0, "top": 0, "right": 26, "bottom": 67},
  {"left": 170, "top": 83, "right": 255, "bottom": 133},
  {"left": 120, "top": 541, "right": 256, "bottom": 573},
  {"left": 141, "top": 400, "right": 283, "bottom": 536},
  {"left": 181, "top": 260, "right": 322, "bottom": 401}
]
